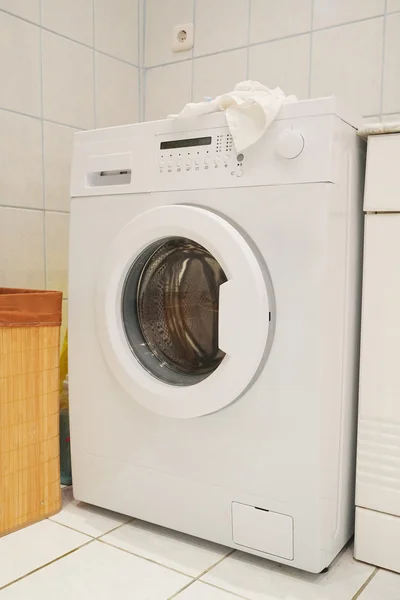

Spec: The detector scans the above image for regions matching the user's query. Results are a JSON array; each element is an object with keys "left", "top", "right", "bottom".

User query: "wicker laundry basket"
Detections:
[{"left": 0, "top": 288, "right": 63, "bottom": 536}]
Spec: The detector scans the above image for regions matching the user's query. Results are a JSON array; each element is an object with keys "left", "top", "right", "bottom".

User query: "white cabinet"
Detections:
[{"left": 355, "top": 133, "right": 400, "bottom": 572}]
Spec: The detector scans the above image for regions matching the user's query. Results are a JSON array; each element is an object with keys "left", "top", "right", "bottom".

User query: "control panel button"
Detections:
[
  {"left": 167, "top": 161, "right": 173, "bottom": 168},
  {"left": 236, "top": 168, "right": 243, "bottom": 177},
  {"left": 204, "top": 156, "right": 213, "bottom": 166},
  {"left": 276, "top": 129, "right": 304, "bottom": 159},
  {"left": 224, "top": 155, "right": 230, "bottom": 163},
  {"left": 159, "top": 161, "right": 165, "bottom": 168},
  {"left": 177, "top": 159, "right": 182, "bottom": 167},
  {"left": 214, "top": 157, "right": 221, "bottom": 166},
  {"left": 194, "top": 158, "right": 200, "bottom": 166},
  {"left": 237, "top": 153, "right": 244, "bottom": 162},
  {"left": 185, "top": 158, "right": 192, "bottom": 166}
]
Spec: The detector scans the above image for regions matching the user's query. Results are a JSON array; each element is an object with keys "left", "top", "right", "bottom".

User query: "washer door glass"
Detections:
[{"left": 122, "top": 237, "right": 227, "bottom": 386}]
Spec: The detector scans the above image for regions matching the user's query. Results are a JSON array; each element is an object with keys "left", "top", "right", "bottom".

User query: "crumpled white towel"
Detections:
[{"left": 171, "top": 81, "right": 297, "bottom": 152}]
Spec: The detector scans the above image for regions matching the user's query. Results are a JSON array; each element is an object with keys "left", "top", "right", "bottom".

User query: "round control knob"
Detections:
[{"left": 276, "top": 129, "right": 304, "bottom": 159}]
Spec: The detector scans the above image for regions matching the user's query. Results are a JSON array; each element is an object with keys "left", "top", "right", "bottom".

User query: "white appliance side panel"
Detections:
[
  {"left": 355, "top": 507, "right": 400, "bottom": 572},
  {"left": 357, "top": 214, "right": 400, "bottom": 516},
  {"left": 364, "top": 133, "right": 400, "bottom": 212}
]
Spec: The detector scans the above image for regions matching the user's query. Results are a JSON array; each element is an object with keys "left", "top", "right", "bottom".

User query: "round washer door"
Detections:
[{"left": 96, "top": 205, "right": 272, "bottom": 418}]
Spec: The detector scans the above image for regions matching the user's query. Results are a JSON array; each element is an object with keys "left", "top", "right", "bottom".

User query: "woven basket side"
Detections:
[{"left": 0, "top": 325, "right": 61, "bottom": 536}]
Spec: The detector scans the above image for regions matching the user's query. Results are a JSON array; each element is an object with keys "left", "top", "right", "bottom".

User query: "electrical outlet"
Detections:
[{"left": 172, "top": 23, "right": 194, "bottom": 52}]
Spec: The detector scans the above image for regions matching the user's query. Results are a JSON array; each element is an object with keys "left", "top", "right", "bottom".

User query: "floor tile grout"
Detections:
[
  {"left": 352, "top": 566, "right": 379, "bottom": 599},
  {"left": 167, "top": 548, "right": 237, "bottom": 600},
  {"left": 0, "top": 538, "right": 95, "bottom": 592}
]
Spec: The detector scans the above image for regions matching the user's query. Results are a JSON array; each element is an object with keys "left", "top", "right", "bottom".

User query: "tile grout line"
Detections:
[
  {"left": 351, "top": 566, "right": 379, "bottom": 600},
  {"left": 379, "top": 0, "right": 388, "bottom": 116},
  {"left": 308, "top": 0, "right": 315, "bottom": 99},
  {"left": 0, "top": 539, "right": 95, "bottom": 592},
  {"left": 190, "top": 0, "right": 196, "bottom": 103},
  {"left": 0, "top": 106, "right": 87, "bottom": 131},
  {"left": 0, "top": 7, "right": 140, "bottom": 68},
  {"left": 93, "top": 0, "right": 96, "bottom": 128},
  {"left": 0, "top": 205, "right": 70, "bottom": 214},
  {"left": 145, "top": 12, "right": 394, "bottom": 71},
  {"left": 167, "top": 549, "right": 237, "bottom": 600},
  {"left": 39, "top": 0, "right": 47, "bottom": 289},
  {"left": 246, "top": 0, "right": 251, "bottom": 79}
]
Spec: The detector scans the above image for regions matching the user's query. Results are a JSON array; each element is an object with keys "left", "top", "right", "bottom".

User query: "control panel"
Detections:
[{"left": 155, "top": 127, "right": 245, "bottom": 182}]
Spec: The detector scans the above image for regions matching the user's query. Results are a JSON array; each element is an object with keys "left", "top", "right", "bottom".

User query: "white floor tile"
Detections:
[
  {"left": 202, "top": 546, "right": 375, "bottom": 600},
  {"left": 0, "top": 540, "right": 191, "bottom": 599},
  {"left": 358, "top": 568, "right": 400, "bottom": 599},
  {"left": 101, "top": 519, "right": 231, "bottom": 577},
  {"left": 176, "top": 581, "right": 245, "bottom": 599},
  {"left": 0, "top": 520, "right": 89, "bottom": 588},
  {"left": 50, "top": 486, "right": 131, "bottom": 538}
]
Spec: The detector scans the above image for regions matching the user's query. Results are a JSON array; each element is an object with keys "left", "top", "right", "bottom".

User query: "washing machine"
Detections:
[{"left": 69, "top": 97, "right": 364, "bottom": 573}]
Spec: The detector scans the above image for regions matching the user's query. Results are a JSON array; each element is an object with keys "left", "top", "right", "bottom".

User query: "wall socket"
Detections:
[{"left": 172, "top": 23, "right": 194, "bottom": 52}]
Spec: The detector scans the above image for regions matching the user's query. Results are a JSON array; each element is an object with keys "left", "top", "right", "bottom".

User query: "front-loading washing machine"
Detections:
[{"left": 69, "top": 98, "right": 364, "bottom": 573}]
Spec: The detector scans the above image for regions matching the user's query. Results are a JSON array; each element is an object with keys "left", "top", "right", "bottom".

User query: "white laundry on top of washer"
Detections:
[{"left": 170, "top": 80, "right": 297, "bottom": 152}]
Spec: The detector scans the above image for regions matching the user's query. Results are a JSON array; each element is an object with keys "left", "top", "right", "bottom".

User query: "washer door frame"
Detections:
[{"left": 96, "top": 204, "right": 272, "bottom": 418}]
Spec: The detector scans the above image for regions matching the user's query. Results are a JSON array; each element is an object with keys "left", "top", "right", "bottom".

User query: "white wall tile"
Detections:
[
  {"left": 250, "top": 0, "right": 312, "bottom": 44},
  {"left": 95, "top": 54, "right": 139, "bottom": 128},
  {"left": 0, "top": 111, "right": 43, "bottom": 209},
  {"left": 193, "top": 49, "right": 247, "bottom": 102},
  {"left": 0, "top": 12, "right": 41, "bottom": 117},
  {"left": 363, "top": 115, "right": 381, "bottom": 123},
  {"left": 382, "top": 113, "right": 400, "bottom": 121},
  {"left": 249, "top": 35, "right": 311, "bottom": 99},
  {"left": 145, "top": 0, "right": 194, "bottom": 67},
  {"left": 42, "top": 0, "right": 94, "bottom": 46},
  {"left": 0, "top": 0, "right": 40, "bottom": 23},
  {"left": 145, "top": 61, "right": 192, "bottom": 121},
  {"left": 311, "top": 18, "right": 383, "bottom": 116},
  {"left": 383, "top": 13, "right": 400, "bottom": 114},
  {"left": 387, "top": 0, "right": 400, "bottom": 12},
  {"left": 0, "top": 208, "right": 45, "bottom": 288},
  {"left": 42, "top": 31, "right": 94, "bottom": 129},
  {"left": 45, "top": 212, "right": 70, "bottom": 297},
  {"left": 94, "top": 0, "right": 138, "bottom": 64},
  {"left": 194, "top": 0, "right": 249, "bottom": 56},
  {"left": 314, "top": 0, "right": 384, "bottom": 29},
  {"left": 43, "top": 122, "right": 76, "bottom": 212}
]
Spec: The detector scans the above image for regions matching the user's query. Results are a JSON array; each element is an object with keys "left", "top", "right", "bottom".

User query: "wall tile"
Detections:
[
  {"left": 145, "top": 0, "right": 194, "bottom": 67},
  {"left": 363, "top": 115, "right": 380, "bottom": 123},
  {"left": 382, "top": 113, "right": 400, "bottom": 121},
  {"left": 311, "top": 18, "right": 383, "bottom": 116},
  {"left": 0, "top": 0, "right": 40, "bottom": 23},
  {"left": 0, "top": 12, "right": 41, "bottom": 117},
  {"left": 0, "top": 208, "right": 45, "bottom": 288},
  {"left": 95, "top": 54, "right": 139, "bottom": 128},
  {"left": 194, "top": 0, "right": 249, "bottom": 56},
  {"left": 145, "top": 61, "right": 192, "bottom": 121},
  {"left": 0, "top": 110, "right": 43, "bottom": 209},
  {"left": 42, "top": 0, "right": 94, "bottom": 46},
  {"left": 313, "top": 0, "right": 384, "bottom": 28},
  {"left": 387, "top": 0, "right": 400, "bottom": 12},
  {"left": 43, "top": 122, "right": 76, "bottom": 212},
  {"left": 193, "top": 49, "right": 247, "bottom": 102},
  {"left": 383, "top": 13, "right": 400, "bottom": 114},
  {"left": 250, "top": 0, "right": 312, "bottom": 44},
  {"left": 45, "top": 212, "right": 70, "bottom": 297},
  {"left": 249, "top": 35, "right": 310, "bottom": 99},
  {"left": 42, "top": 31, "right": 94, "bottom": 129},
  {"left": 94, "top": 0, "right": 138, "bottom": 64}
]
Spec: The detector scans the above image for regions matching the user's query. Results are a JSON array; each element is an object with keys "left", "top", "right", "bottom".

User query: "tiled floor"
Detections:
[{"left": 0, "top": 487, "right": 397, "bottom": 599}]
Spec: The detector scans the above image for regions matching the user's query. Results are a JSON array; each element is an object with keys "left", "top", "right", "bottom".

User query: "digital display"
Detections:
[{"left": 160, "top": 136, "right": 212, "bottom": 150}]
